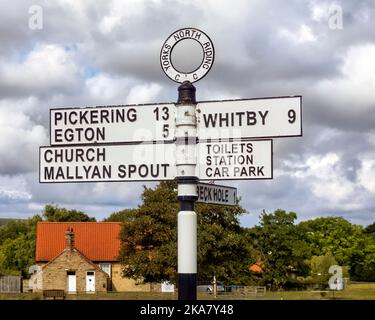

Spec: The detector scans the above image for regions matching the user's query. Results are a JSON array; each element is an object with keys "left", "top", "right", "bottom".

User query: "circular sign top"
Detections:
[{"left": 160, "top": 27, "right": 215, "bottom": 83}]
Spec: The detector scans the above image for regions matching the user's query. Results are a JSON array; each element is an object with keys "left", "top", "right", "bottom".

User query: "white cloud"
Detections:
[
  {"left": 0, "top": 44, "right": 82, "bottom": 98},
  {"left": 314, "top": 44, "right": 375, "bottom": 111},
  {"left": 126, "top": 83, "right": 162, "bottom": 104},
  {"left": 0, "top": 0, "right": 374, "bottom": 226},
  {"left": 358, "top": 158, "right": 375, "bottom": 193},
  {"left": 0, "top": 109, "right": 48, "bottom": 174},
  {"left": 0, "top": 175, "right": 31, "bottom": 202},
  {"left": 279, "top": 24, "right": 317, "bottom": 44}
]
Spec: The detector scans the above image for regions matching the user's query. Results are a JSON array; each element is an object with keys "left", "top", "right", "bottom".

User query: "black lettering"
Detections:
[
  {"left": 206, "top": 167, "right": 212, "bottom": 177},
  {"left": 44, "top": 150, "right": 53, "bottom": 163},
  {"left": 257, "top": 166, "right": 264, "bottom": 176},
  {"left": 118, "top": 164, "right": 126, "bottom": 178},
  {"left": 68, "top": 111, "right": 78, "bottom": 125},
  {"left": 79, "top": 110, "right": 89, "bottom": 124},
  {"left": 76, "top": 149, "right": 85, "bottom": 162},
  {"left": 44, "top": 167, "right": 54, "bottom": 180},
  {"left": 128, "top": 164, "right": 137, "bottom": 177},
  {"left": 259, "top": 110, "right": 269, "bottom": 125},
  {"left": 101, "top": 109, "right": 109, "bottom": 123},
  {"left": 54, "top": 112, "right": 63, "bottom": 126},
  {"left": 103, "top": 165, "right": 111, "bottom": 179},
  {"left": 161, "top": 164, "right": 169, "bottom": 177},
  {"left": 128, "top": 108, "right": 137, "bottom": 122},
  {"left": 55, "top": 129, "right": 63, "bottom": 143},
  {"left": 206, "top": 156, "right": 211, "bottom": 166},
  {"left": 75, "top": 166, "right": 83, "bottom": 179},
  {"left": 247, "top": 111, "right": 257, "bottom": 125},
  {"left": 246, "top": 143, "right": 253, "bottom": 153},
  {"left": 203, "top": 114, "right": 217, "bottom": 128},
  {"left": 83, "top": 165, "right": 91, "bottom": 178},
  {"left": 56, "top": 167, "right": 65, "bottom": 179}
]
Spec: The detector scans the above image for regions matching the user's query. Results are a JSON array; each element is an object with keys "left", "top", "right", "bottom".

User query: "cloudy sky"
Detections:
[{"left": 0, "top": 0, "right": 374, "bottom": 227}]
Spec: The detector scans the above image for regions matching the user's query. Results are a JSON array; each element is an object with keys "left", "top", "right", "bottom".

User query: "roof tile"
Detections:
[{"left": 36, "top": 222, "right": 122, "bottom": 262}]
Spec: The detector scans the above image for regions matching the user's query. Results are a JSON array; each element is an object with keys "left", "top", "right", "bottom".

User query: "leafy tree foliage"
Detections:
[
  {"left": 0, "top": 220, "right": 30, "bottom": 246},
  {"left": 104, "top": 209, "right": 137, "bottom": 222},
  {"left": 118, "top": 181, "right": 252, "bottom": 285},
  {"left": 119, "top": 181, "right": 179, "bottom": 283},
  {"left": 0, "top": 205, "right": 95, "bottom": 276},
  {"left": 364, "top": 222, "right": 375, "bottom": 235},
  {"left": 0, "top": 215, "right": 41, "bottom": 276},
  {"left": 297, "top": 217, "right": 363, "bottom": 266},
  {"left": 249, "top": 209, "right": 310, "bottom": 289},
  {"left": 196, "top": 201, "right": 253, "bottom": 285},
  {"left": 42, "top": 204, "right": 96, "bottom": 222},
  {"left": 349, "top": 235, "right": 375, "bottom": 281},
  {"left": 307, "top": 252, "right": 338, "bottom": 286}
]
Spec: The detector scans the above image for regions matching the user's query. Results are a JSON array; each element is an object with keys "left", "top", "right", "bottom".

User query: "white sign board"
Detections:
[
  {"left": 161, "top": 281, "right": 175, "bottom": 293},
  {"left": 196, "top": 96, "right": 302, "bottom": 140},
  {"left": 50, "top": 104, "right": 176, "bottom": 145},
  {"left": 39, "top": 143, "right": 176, "bottom": 183},
  {"left": 40, "top": 141, "right": 273, "bottom": 183},
  {"left": 196, "top": 182, "right": 237, "bottom": 206},
  {"left": 197, "top": 140, "right": 273, "bottom": 180}
]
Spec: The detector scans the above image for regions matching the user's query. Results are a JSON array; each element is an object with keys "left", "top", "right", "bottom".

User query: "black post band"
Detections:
[{"left": 178, "top": 273, "right": 197, "bottom": 300}]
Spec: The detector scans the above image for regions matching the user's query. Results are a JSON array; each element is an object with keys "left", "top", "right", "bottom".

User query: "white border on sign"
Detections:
[{"left": 160, "top": 27, "right": 215, "bottom": 83}]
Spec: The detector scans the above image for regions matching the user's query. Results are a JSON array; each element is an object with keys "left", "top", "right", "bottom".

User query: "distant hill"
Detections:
[{"left": 0, "top": 218, "right": 21, "bottom": 226}]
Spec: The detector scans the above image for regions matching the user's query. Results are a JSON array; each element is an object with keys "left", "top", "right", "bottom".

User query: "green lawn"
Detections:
[{"left": 1, "top": 282, "right": 374, "bottom": 300}]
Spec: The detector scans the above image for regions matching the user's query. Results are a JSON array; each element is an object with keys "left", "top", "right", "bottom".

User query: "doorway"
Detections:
[
  {"left": 86, "top": 271, "right": 95, "bottom": 293},
  {"left": 67, "top": 271, "right": 76, "bottom": 293}
]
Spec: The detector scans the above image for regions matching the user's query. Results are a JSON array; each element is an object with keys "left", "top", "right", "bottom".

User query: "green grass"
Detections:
[{"left": 1, "top": 282, "right": 374, "bottom": 300}]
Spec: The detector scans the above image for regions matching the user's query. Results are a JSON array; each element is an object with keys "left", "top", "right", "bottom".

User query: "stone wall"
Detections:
[{"left": 42, "top": 249, "right": 108, "bottom": 293}]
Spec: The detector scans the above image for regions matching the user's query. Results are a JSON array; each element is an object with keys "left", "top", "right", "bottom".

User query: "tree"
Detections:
[
  {"left": 0, "top": 220, "right": 30, "bottom": 246},
  {"left": 119, "top": 181, "right": 179, "bottom": 283},
  {"left": 364, "top": 222, "right": 375, "bottom": 235},
  {"left": 103, "top": 209, "right": 137, "bottom": 222},
  {"left": 118, "top": 181, "right": 252, "bottom": 285},
  {"left": 249, "top": 209, "right": 310, "bottom": 289},
  {"left": 0, "top": 215, "right": 42, "bottom": 276},
  {"left": 0, "top": 204, "right": 95, "bottom": 276},
  {"left": 308, "top": 252, "right": 338, "bottom": 286},
  {"left": 349, "top": 235, "right": 375, "bottom": 281},
  {"left": 196, "top": 201, "right": 254, "bottom": 285},
  {"left": 42, "top": 204, "right": 96, "bottom": 222},
  {"left": 297, "top": 217, "right": 363, "bottom": 266}
]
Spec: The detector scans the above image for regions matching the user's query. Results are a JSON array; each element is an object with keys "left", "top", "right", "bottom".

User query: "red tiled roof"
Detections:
[
  {"left": 249, "top": 262, "right": 264, "bottom": 273},
  {"left": 36, "top": 222, "right": 122, "bottom": 262}
]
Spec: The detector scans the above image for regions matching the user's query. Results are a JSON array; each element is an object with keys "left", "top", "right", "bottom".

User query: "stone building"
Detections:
[{"left": 34, "top": 222, "right": 151, "bottom": 293}]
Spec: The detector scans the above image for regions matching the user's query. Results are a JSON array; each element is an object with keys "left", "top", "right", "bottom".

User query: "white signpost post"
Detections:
[{"left": 39, "top": 27, "right": 302, "bottom": 301}]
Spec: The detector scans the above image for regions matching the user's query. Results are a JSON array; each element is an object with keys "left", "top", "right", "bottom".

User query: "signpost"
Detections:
[
  {"left": 196, "top": 97, "right": 302, "bottom": 141},
  {"left": 197, "top": 140, "right": 273, "bottom": 180},
  {"left": 50, "top": 103, "right": 176, "bottom": 145},
  {"left": 39, "top": 27, "right": 302, "bottom": 301},
  {"left": 40, "top": 143, "right": 176, "bottom": 183},
  {"left": 196, "top": 182, "right": 237, "bottom": 206}
]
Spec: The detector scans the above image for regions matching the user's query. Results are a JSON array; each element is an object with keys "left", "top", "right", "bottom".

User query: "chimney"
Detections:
[{"left": 65, "top": 227, "right": 75, "bottom": 249}]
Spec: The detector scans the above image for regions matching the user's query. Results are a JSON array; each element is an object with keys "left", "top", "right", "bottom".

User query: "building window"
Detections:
[{"left": 99, "top": 263, "right": 111, "bottom": 277}]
